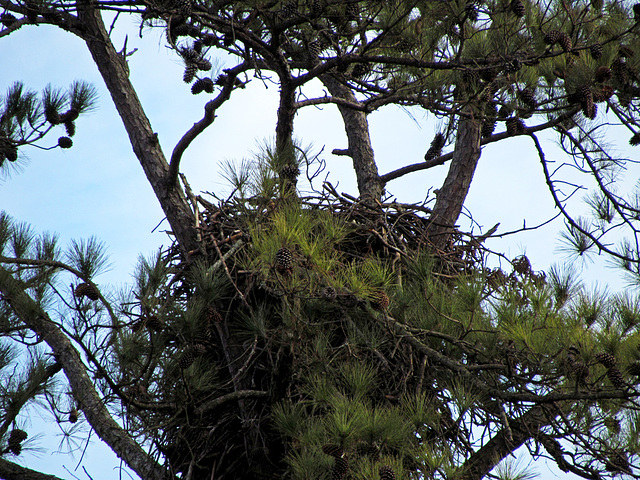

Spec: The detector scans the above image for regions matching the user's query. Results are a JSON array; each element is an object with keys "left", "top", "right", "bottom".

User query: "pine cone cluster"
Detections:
[
  {"left": 74, "top": 282, "right": 100, "bottom": 301},
  {"left": 630, "top": 133, "right": 640, "bottom": 146},
  {"left": 191, "top": 78, "right": 214, "bottom": 94},
  {"left": 275, "top": 247, "right": 294, "bottom": 275},
  {"left": 425, "top": 133, "right": 445, "bottom": 161},
  {"left": 7, "top": 429, "right": 27, "bottom": 455},
  {"left": 505, "top": 117, "right": 526, "bottom": 136}
]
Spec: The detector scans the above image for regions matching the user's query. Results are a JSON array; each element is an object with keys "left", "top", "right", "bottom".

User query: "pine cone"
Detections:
[
  {"left": 557, "top": 33, "right": 573, "bottom": 52},
  {"left": 183, "top": 63, "right": 198, "bottom": 83},
  {"left": 7, "top": 429, "right": 27, "bottom": 454},
  {"left": 0, "top": 12, "right": 17, "bottom": 27},
  {"left": 592, "top": 86, "right": 614, "bottom": 103},
  {"left": 308, "top": 40, "right": 322, "bottom": 57},
  {"left": 505, "top": 117, "right": 526, "bottom": 136},
  {"left": 607, "top": 366, "right": 625, "bottom": 389},
  {"left": 206, "top": 306, "right": 223, "bottom": 324},
  {"left": 64, "top": 120, "right": 75, "bottom": 137},
  {"left": 544, "top": 30, "right": 561, "bottom": 45},
  {"left": 331, "top": 457, "right": 349, "bottom": 480},
  {"left": 174, "top": 0, "right": 192, "bottom": 17},
  {"left": 518, "top": 88, "right": 536, "bottom": 107},
  {"left": 191, "top": 79, "right": 207, "bottom": 95},
  {"left": 321, "top": 286, "right": 337, "bottom": 301},
  {"left": 590, "top": 43, "right": 603, "bottom": 60},
  {"left": 481, "top": 118, "right": 497, "bottom": 138},
  {"left": 69, "top": 409, "right": 79, "bottom": 423},
  {"left": 281, "top": 1, "right": 297, "bottom": 18},
  {"left": 425, "top": 133, "right": 445, "bottom": 161},
  {"left": 279, "top": 164, "right": 300, "bottom": 181},
  {"left": 311, "top": 0, "right": 323, "bottom": 17},
  {"left": 370, "top": 291, "right": 390, "bottom": 311},
  {"left": 275, "top": 247, "right": 294, "bottom": 274},
  {"left": 145, "top": 315, "right": 164, "bottom": 332},
  {"left": 595, "top": 352, "right": 617, "bottom": 369},
  {"left": 179, "top": 350, "right": 196, "bottom": 369},
  {"left": 322, "top": 444, "right": 343, "bottom": 458},
  {"left": 379, "top": 465, "right": 396, "bottom": 480},
  {"left": 58, "top": 136, "right": 73, "bottom": 149},
  {"left": 611, "top": 59, "right": 630, "bottom": 84},
  {"left": 510, "top": 0, "right": 525, "bottom": 17},
  {"left": 74, "top": 282, "right": 100, "bottom": 301},
  {"left": 595, "top": 66, "right": 612, "bottom": 83}
]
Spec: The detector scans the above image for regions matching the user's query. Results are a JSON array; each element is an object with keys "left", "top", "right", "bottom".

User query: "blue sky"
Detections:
[{"left": 1, "top": 9, "right": 638, "bottom": 480}]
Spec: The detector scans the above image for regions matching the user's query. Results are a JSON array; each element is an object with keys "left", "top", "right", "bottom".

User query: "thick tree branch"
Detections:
[
  {"left": 0, "top": 457, "right": 65, "bottom": 480},
  {"left": 75, "top": 3, "right": 197, "bottom": 254}
]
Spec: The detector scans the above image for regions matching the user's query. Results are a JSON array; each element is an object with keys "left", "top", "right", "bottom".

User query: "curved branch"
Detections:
[
  {"left": 167, "top": 62, "right": 251, "bottom": 187},
  {"left": 0, "top": 266, "right": 175, "bottom": 480}
]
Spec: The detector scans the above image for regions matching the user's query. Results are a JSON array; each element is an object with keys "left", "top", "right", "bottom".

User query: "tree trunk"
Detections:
[
  {"left": 427, "top": 109, "right": 482, "bottom": 250},
  {"left": 76, "top": 5, "right": 197, "bottom": 254},
  {"left": 320, "top": 74, "right": 383, "bottom": 202}
]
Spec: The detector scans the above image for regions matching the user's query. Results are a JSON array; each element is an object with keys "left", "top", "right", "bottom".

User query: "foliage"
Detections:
[{"left": 2, "top": 1, "right": 640, "bottom": 480}]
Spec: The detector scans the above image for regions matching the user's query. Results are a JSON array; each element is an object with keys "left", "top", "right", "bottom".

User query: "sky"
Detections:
[{"left": 0, "top": 8, "right": 639, "bottom": 480}]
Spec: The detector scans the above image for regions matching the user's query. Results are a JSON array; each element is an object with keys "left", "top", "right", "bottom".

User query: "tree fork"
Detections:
[
  {"left": 76, "top": 4, "right": 197, "bottom": 255},
  {"left": 427, "top": 108, "right": 482, "bottom": 249},
  {"left": 320, "top": 74, "right": 384, "bottom": 202}
]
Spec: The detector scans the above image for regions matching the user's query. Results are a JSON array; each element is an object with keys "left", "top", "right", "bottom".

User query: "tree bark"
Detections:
[
  {"left": 0, "top": 267, "right": 174, "bottom": 480},
  {"left": 427, "top": 109, "right": 482, "bottom": 249},
  {"left": 0, "top": 457, "right": 65, "bottom": 480},
  {"left": 320, "top": 74, "right": 383, "bottom": 201},
  {"left": 460, "top": 405, "right": 554, "bottom": 480},
  {"left": 76, "top": 4, "right": 197, "bottom": 254}
]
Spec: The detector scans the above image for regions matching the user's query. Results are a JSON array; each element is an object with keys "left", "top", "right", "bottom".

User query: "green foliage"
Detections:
[{"left": 65, "top": 236, "right": 111, "bottom": 279}]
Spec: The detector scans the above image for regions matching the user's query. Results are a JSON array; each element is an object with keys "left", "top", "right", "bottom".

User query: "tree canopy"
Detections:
[{"left": 2, "top": 1, "right": 640, "bottom": 479}]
